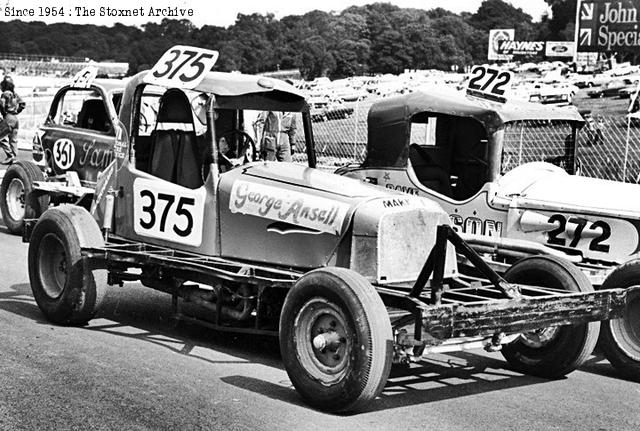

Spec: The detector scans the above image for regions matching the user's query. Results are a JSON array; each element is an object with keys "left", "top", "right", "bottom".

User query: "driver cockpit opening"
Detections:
[
  {"left": 408, "top": 113, "right": 488, "bottom": 201},
  {"left": 133, "top": 87, "right": 258, "bottom": 187}
]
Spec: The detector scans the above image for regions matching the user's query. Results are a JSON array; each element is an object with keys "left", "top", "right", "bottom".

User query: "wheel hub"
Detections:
[
  {"left": 6, "top": 178, "right": 26, "bottom": 221},
  {"left": 294, "top": 298, "right": 352, "bottom": 384},
  {"left": 609, "top": 293, "right": 640, "bottom": 360},
  {"left": 519, "top": 326, "right": 561, "bottom": 348},
  {"left": 37, "top": 233, "right": 67, "bottom": 299}
]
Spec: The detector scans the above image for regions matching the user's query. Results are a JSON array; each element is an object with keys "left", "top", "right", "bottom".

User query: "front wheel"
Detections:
[
  {"left": 501, "top": 256, "right": 599, "bottom": 378},
  {"left": 28, "top": 206, "right": 107, "bottom": 325},
  {"left": 279, "top": 267, "right": 393, "bottom": 413},
  {"left": 598, "top": 259, "right": 640, "bottom": 381},
  {"left": 0, "top": 160, "right": 49, "bottom": 234}
]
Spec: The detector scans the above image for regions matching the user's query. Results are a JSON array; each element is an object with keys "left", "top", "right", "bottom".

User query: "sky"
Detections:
[{"left": 0, "top": 0, "right": 553, "bottom": 28}]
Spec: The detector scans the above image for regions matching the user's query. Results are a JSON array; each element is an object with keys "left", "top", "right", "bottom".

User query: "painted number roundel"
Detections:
[
  {"left": 144, "top": 45, "right": 219, "bottom": 90},
  {"left": 52, "top": 138, "right": 75, "bottom": 170}
]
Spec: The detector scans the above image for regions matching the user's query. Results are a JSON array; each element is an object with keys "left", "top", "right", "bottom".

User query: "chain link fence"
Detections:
[{"left": 17, "top": 91, "right": 640, "bottom": 184}]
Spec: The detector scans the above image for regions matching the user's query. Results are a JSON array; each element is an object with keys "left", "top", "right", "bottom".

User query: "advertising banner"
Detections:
[
  {"left": 545, "top": 41, "right": 576, "bottom": 57},
  {"left": 497, "top": 41, "right": 545, "bottom": 56},
  {"left": 577, "top": 0, "right": 640, "bottom": 52},
  {"left": 488, "top": 29, "right": 515, "bottom": 60}
]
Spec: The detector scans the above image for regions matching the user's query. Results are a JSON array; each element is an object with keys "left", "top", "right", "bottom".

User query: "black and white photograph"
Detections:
[{"left": 0, "top": 0, "right": 639, "bottom": 429}]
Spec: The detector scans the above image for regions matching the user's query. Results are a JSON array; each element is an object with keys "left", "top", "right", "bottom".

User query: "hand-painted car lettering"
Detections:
[
  {"left": 230, "top": 181, "right": 349, "bottom": 235},
  {"left": 138, "top": 189, "right": 194, "bottom": 237},
  {"left": 79, "top": 141, "right": 115, "bottom": 171},
  {"left": 382, "top": 198, "right": 411, "bottom": 208},
  {"left": 546, "top": 214, "right": 611, "bottom": 252},
  {"left": 234, "top": 182, "right": 339, "bottom": 226},
  {"left": 450, "top": 214, "right": 503, "bottom": 237},
  {"left": 385, "top": 183, "right": 419, "bottom": 195}
]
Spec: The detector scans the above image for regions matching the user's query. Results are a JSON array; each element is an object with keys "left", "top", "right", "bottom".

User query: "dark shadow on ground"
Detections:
[{"left": 1, "top": 281, "right": 633, "bottom": 413}]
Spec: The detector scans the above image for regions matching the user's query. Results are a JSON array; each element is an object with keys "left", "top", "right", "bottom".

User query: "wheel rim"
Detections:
[
  {"left": 37, "top": 233, "right": 67, "bottom": 299},
  {"left": 608, "top": 294, "right": 640, "bottom": 361},
  {"left": 517, "top": 326, "right": 562, "bottom": 348},
  {"left": 6, "top": 177, "right": 26, "bottom": 221},
  {"left": 293, "top": 297, "right": 352, "bottom": 384}
]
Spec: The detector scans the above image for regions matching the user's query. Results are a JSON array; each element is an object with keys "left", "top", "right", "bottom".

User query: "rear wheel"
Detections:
[
  {"left": 501, "top": 256, "right": 599, "bottom": 378},
  {"left": 598, "top": 259, "right": 640, "bottom": 381},
  {"left": 279, "top": 267, "right": 393, "bottom": 413},
  {"left": 0, "top": 160, "right": 49, "bottom": 234},
  {"left": 28, "top": 206, "right": 107, "bottom": 325}
]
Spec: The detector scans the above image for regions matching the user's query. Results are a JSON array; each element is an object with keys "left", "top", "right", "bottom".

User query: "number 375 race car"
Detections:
[{"left": 21, "top": 48, "right": 640, "bottom": 413}]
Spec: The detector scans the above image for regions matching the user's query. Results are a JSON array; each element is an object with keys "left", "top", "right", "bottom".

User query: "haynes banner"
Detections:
[
  {"left": 497, "top": 40, "right": 545, "bottom": 56},
  {"left": 577, "top": 0, "right": 640, "bottom": 52},
  {"left": 488, "top": 29, "right": 515, "bottom": 60}
]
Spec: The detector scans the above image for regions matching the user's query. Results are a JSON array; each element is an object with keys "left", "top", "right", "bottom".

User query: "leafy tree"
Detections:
[{"left": 544, "top": 0, "right": 578, "bottom": 40}]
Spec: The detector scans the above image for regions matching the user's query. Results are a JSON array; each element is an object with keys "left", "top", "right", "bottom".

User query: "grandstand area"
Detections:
[{"left": 0, "top": 52, "right": 128, "bottom": 78}]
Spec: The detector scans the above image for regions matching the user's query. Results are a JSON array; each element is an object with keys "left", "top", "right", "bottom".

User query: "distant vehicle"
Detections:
[
  {"left": 569, "top": 73, "right": 611, "bottom": 88},
  {"left": 310, "top": 99, "right": 354, "bottom": 122},
  {"left": 0, "top": 68, "right": 126, "bottom": 234},
  {"left": 528, "top": 83, "right": 578, "bottom": 106},
  {"left": 587, "top": 79, "right": 633, "bottom": 98}
]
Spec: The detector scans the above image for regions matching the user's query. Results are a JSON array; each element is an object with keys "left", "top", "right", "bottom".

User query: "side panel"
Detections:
[
  {"left": 342, "top": 167, "right": 509, "bottom": 238},
  {"left": 40, "top": 126, "right": 116, "bottom": 183},
  {"left": 341, "top": 167, "right": 640, "bottom": 264},
  {"left": 112, "top": 165, "right": 220, "bottom": 255},
  {"left": 217, "top": 172, "right": 352, "bottom": 268}
]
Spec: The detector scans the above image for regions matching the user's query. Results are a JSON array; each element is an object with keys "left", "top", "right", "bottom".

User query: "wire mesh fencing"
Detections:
[
  {"left": 15, "top": 90, "right": 640, "bottom": 185},
  {"left": 501, "top": 115, "right": 640, "bottom": 183}
]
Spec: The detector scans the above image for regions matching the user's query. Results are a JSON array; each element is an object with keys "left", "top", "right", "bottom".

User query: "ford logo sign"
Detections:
[{"left": 552, "top": 45, "right": 569, "bottom": 53}]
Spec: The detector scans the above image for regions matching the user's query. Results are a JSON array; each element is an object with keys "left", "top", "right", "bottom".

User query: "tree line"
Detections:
[{"left": 0, "top": 0, "right": 577, "bottom": 79}]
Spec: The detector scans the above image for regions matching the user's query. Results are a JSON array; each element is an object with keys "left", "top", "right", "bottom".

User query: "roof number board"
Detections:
[
  {"left": 466, "top": 65, "right": 513, "bottom": 103},
  {"left": 144, "top": 45, "right": 219, "bottom": 89},
  {"left": 71, "top": 66, "right": 98, "bottom": 88}
]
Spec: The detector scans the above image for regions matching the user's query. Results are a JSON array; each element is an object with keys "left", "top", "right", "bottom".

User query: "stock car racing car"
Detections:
[
  {"left": 0, "top": 67, "right": 126, "bottom": 234},
  {"left": 336, "top": 72, "right": 640, "bottom": 377},
  {"left": 23, "top": 47, "right": 640, "bottom": 412}
]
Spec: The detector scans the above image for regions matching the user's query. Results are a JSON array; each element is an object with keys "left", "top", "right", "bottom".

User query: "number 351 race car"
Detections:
[
  {"left": 22, "top": 48, "right": 640, "bottom": 413},
  {"left": 0, "top": 67, "right": 125, "bottom": 234}
]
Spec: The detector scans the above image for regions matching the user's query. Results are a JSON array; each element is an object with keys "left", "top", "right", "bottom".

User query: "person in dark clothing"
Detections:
[{"left": 0, "top": 76, "right": 26, "bottom": 164}]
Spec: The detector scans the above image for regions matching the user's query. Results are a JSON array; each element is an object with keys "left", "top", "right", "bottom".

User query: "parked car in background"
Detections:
[
  {"left": 587, "top": 79, "right": 634, "bottom": 98},
  {"left": 310, "top": 99, "right": 354, "bottom": 122},
  {"left": 569, "top": 73, "right": 611, "bottom": 88}
]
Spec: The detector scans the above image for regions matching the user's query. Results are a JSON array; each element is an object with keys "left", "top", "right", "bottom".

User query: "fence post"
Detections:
[
  {"left": 624, "top": 115, "right": 631, "bottom": 183},
  {"left": 517, "top": 121, "right": 525, "bottom": 165},
  {"left": 353, "top": 97, "right": 359, "bottom": 161}
]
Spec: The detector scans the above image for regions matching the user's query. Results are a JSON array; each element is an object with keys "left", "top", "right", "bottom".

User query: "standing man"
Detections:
[
  {"left": 254, "top": 111, "right": 297, "bottom": 162},
  {"left": 0, "top": 76, "right": 26, "bottom": 165}
]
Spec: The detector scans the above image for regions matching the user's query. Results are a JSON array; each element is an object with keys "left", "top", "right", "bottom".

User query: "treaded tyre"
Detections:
[
  {"left": 279, "top": 267, "right": 393, "bottom": 413},
  {"left": 28, "top": 205, "right": 107, "bottom": 325},
  {"left": 501, "top": 255, "right": 599, "bottom": 378},
  {"left": 598, "top": 259, "right": 640, "bottom": 382},
  {"left": 0, "top": 160, "right": 49, "bottom": 234}
]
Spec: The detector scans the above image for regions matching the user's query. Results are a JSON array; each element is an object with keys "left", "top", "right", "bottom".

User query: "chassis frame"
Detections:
[{"left": 27, "top": 221, "right": 632, "bottom": 359}]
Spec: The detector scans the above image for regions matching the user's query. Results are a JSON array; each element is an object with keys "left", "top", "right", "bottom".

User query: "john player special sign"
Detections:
[{"left": 577, "top": 0, "right": 640, "bottom": 51}]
